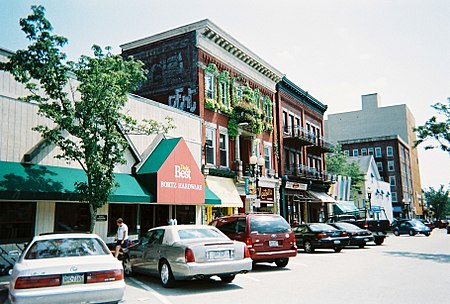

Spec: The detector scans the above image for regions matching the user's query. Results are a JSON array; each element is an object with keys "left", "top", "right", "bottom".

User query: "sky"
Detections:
[{"left": 1, "top": 0, "right": 449, "bottom": 190}]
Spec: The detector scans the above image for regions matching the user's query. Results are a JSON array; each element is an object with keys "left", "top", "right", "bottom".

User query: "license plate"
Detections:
[
  {"left": 208, "top": 250, "right": 231, "bottom": 260},
  {"left": 62, "top": 273, "right": 84, "bottom": 285},
  {"left": 334, "top": 240, "right": 341, "bottom": 244},
  {"left": 269, "top": 240, "right": 278, "bottom": 247}
]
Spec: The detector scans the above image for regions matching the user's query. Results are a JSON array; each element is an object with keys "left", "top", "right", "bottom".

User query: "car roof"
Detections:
[
  {"left": 150, "top": 224, "right": 218, "bottom": 231},
  {"left": 33, "top": 233, "right": 100, "bottom": 241}
]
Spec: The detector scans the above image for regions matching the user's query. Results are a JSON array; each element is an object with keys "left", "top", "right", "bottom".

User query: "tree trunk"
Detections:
[{"left": 89, "top": 204, "right": 97, "bottom": 233}]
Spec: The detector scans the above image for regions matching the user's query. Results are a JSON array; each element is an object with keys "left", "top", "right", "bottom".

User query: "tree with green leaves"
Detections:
[
  {"left": 423, "top": 185, "right": 450, "bottom": 220},
  {"left": 0, "top": 6, "right": 174, "bottom": 232},
  {"left": 326, "top": 144, "right": 365, "bottom": 201},
  {"left": 414, "top": 98, "right": 450, "bottom": 154}
]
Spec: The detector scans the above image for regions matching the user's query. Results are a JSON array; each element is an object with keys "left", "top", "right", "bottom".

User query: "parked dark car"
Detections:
[
  {"left": 293, "top": 223, "right": 349, "bottom": 253},
  {"left": 392, "top": 219, "right": 431, "bottom": 236},
  {"left": 328, "top": 222, "right": 374, "bottom": 248},
  {"left": 210, "top": 213, "right": 297, "bottom": 268},
  {"left": 416, "top": 219, "right": 434, "bottom": 230},
  {"left": 433, "top": 219, "right": 449, "bottom": 229}
]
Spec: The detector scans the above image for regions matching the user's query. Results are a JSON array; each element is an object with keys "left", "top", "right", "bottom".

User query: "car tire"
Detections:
[
  {"left": 425, "top": 232, "right": 430, "bottom": 237},
  {"left": 393, "top": 230, "right": 400, "bottom": 236},
  {"left": 374, "top": 237, "right": 384, "bottom": 245},
  {"left": 159, "top": 260, "right": 175, "bottom": 288},
  {"left": 122, "top": 255, "right": 133, "bottom": 277},
  {"left": 409, "top": 230, "right": 416, "bottom": 236},
  {"left": 275, "top": 258, "right": 289, "bottom": 268},
  {"left": 334, "top": 247, "right": 342, "bottom": 253},
  {"left": 359, "top": 243, "right": 365, "bottom": 249},
  {"left": 219, "top": 274, "right": 236, "bottom": 283},
  {"left": 304, "top": 241, "right": 314, "bottom": 253}
]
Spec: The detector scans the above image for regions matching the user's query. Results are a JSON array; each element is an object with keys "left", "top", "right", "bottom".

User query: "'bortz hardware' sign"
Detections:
[{"left": 157, "top": 138, "right": 204, "bottom": 204}]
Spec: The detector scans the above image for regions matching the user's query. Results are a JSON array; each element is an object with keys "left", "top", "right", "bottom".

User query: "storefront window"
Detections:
[
  {"left": 54, "top": 202, "right": 90, "bottom": 233},
  {"left": 174, "top": 205, "right": 196, "bottom": 224},
  {"left": 108, "top": 204, "right": 138, "bottom": 236},
  {"left": 0, "top": 202, "right": 36, "bottom": 244}
]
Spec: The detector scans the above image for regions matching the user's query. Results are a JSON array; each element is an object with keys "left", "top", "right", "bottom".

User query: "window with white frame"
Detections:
[
  {"left": 344, "top": 150, "right": 350, "bottom": 157},
  {"left": 283, "top": 111, "right": 288, "bottom": 133},
  {"left": 368, "top": 147, "right": 374, "bottom": 155},
  {"left": 387, "top": 146, "right": 394, "bottom": 157},
  {"left": 205, "top": 73, "right": 215, "bottom": 100},
  {"left": 264, "top": 144, "right": 272, "bottom": 172},
  {"left": 377, "top": 162, "right": 383, "bottom": 172},
  {"left": 389, "top": 176, "right": 396, "bottom": 186},
  {"left": 388, "top": 160, "right": 395, "bottom": 171},
  {"left": 361, "top": 148, "right": 368, "bottom": 156},
  {"left": 219, "top": 81, "right": 229, "bottom": 107},
  {"left": 205, "top": 127, "right": 216, "bottom": 165},
  {"left": 219, "top": 133, "right": 228, "bottom": 167},
  {"left": 353, "top": 149, "right": 359, "bottom": 156},
  {"left": 375, "top": 147, "right": 382, "bottom": 158},
  {"left": 391, "top": 192, "right": 398, "bottom": 202}
]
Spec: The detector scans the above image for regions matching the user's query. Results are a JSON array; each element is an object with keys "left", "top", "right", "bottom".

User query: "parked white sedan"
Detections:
[
  {"left": 123, "top": 225, "right": 252, "bottom": 287},
  {"left": 9, "top": 233, "right": 125, "bottom": 304}
]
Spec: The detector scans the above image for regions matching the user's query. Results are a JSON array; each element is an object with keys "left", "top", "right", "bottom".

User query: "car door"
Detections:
[
  {"left": 293, "top": 225, "right": 308, "bottom": 247},
  {"left": 141, "top": 229, "right": 165, "bottom": 274}
]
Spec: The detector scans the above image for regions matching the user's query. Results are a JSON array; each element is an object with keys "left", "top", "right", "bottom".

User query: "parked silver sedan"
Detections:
[
  {"left": 9, "top": 233, "right": 125, "bottom": 304},
  {"left": 123, "top": 225, "right": 252, "bottom": 287}
]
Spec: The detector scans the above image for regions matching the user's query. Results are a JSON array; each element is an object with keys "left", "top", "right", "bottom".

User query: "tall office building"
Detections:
[{"left": 325, "top": 93, "right": 423, "bottom": 218}]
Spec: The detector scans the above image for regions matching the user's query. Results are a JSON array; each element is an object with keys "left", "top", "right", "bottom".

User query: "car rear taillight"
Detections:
[
  {"left": 245, "top": 237, "right": 253, "bottom": 247},
  {"left": 363, "top": 222, "right": 369, "bottom": 229},
  {"left": 15, "top": 275, "right": 61, "bottom": 289},
  {"left": 316, "top": 233, "right": 328, "bottom": 238},
  {"left": 86, "top": 269, "right": 123, "bottom": 283},
  {"left": 244, "top": 245, "right": 251, "bottom": 258},
  {"left": 342, "top": 232, "right": 348, "bottom": 237},
  {"left": 185, "top": 248, "right": 195, "bottom": 263}
]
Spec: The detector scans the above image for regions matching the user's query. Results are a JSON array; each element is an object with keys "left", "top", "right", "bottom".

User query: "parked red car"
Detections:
[{"left": 210, "top": 213, "right": 297, "bottom": 268}]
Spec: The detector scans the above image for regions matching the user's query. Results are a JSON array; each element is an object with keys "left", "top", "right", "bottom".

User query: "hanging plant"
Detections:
[{"left": 228, "top": 103, "right": 264, "bottom": 136}]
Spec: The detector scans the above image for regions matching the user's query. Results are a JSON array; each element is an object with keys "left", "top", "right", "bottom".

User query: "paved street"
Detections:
[{"left": 1, "top": 229, "right": 449, "bottom": 304}]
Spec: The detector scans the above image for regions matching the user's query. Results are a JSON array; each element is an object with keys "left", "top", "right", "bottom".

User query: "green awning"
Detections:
[
  {"left": 333, "top": 202, "right": 359, "bottom": 215},
  {"left": 205, "top": 186, "right": 221, "bottom": 205},
  {"left": 137, "top": 138, "right": 181, "bottom": 174},
  {"left": 0, "top": 161, "right": 153, "bottom": 203}
]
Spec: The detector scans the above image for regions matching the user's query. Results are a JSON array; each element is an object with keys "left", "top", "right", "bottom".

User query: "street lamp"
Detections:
[
  {"left": 250, "top": 154, "right": 265, "bottom": 211},
  {"left": 366, "top": 186, "right": 372, "bottom": 210}
]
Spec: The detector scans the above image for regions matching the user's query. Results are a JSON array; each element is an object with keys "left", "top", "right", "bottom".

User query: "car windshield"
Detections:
[
  {"left": 25, "top": 237, "right": 110, "bottom": 259},
  {"left": 334, "top": 222, "right": 359, "bottom": 230},
  {"left": 178, "top": 228, "right": 227, "bottom": 240},
  {"left": 309, "top": 223, "right": 338, "bottom": 232},
  {"left": 250, "top": 216, "right": 291, "bottom": 234}
]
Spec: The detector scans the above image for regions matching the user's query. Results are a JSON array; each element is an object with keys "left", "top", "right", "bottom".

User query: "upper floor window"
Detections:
[
  {"left": 263, "top": 97, "right": 272, "bottom": 123},
  {"left": 219, "top": 81, "right": 229, "bottom": 107},
  {"left": 375, "top": 147, "right": 382, "bottom": 158},
  {"left": 377, "top": 162, "right": 383, "bottom": 172},
  {"left": 361, "top": 148, "right": 368, "bottom": 156},
  {"left": 283, "top": 111, "right": 288, "bottom": 133},
  {"left": 387, "top": 146, "right": 394, "bottom": 157},
  {"left": 391, "top": 192, "right": 398, "bottom": 202},
  {"left": 206, "top": 127, "right": 216, "bottom": 165},
  {"left": 389, "top": 176, "right": 396, "bottom": 186},
  {"left": 205, "top": 73, "right": 215, "bottom": 100},
  {"left": 344, "top": 150, "right": 350, "bottom": 157},
  {"left": 219, "top": 132, "right": 228, "bottom": 167},
  {"left": 368, "top": 148, "right": 374, "bottom": 156},
  {"left": 353, "top": 149, "right": 359, "bottom": 157},
  {"left": 388, "top": 160, "right": 395, "bottom": 172},
  {"left": 264, "top": 144, "right": 272, "bottom": 172}
]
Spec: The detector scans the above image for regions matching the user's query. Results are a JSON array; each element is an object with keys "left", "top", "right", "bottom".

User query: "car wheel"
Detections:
[
  {"left": 159, "top": 260, "right": 175, "bottom": 288},
  {"left": 409, "top": 230, "right": 416, "bottom": 236},
  {"left": 334, "top": 247, "right": 342, "bottom": 253},
  {"left": 275, "top": 258, "right": 289, "bottom": 268},
  {"left": 359, "top": 243, "right": 365, "bottom": 249},
  {"left": 219, "top": 274, "right": 236, "bottom": 283},
  {"left": 304, "top": 241, "right": 314, "bottom": 253},
  {"left": 425, "top": 232, "right": 430, "bottom": 237},
  {"left": 374, "top": 237, "right": 384, "bottom": 245},
  {"left": 122, "top": 255, "right": 133, "bottom": 277},
  {"left": 393, "top": 230, "right": 400, "bottom": 236}
]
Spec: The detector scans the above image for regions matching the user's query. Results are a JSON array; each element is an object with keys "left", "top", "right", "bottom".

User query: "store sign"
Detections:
[
  {"left": 96, "top": 215, "right": 107, "bottom": 222},
  {"left": 285, "top": 181, "right": 308, "bottom": 190},
  {"left": 157, "top": 138, "right": 204, "bottom": 204},
  {"left": 259, "top": 187, "right": 274, "bottom": 202}
]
